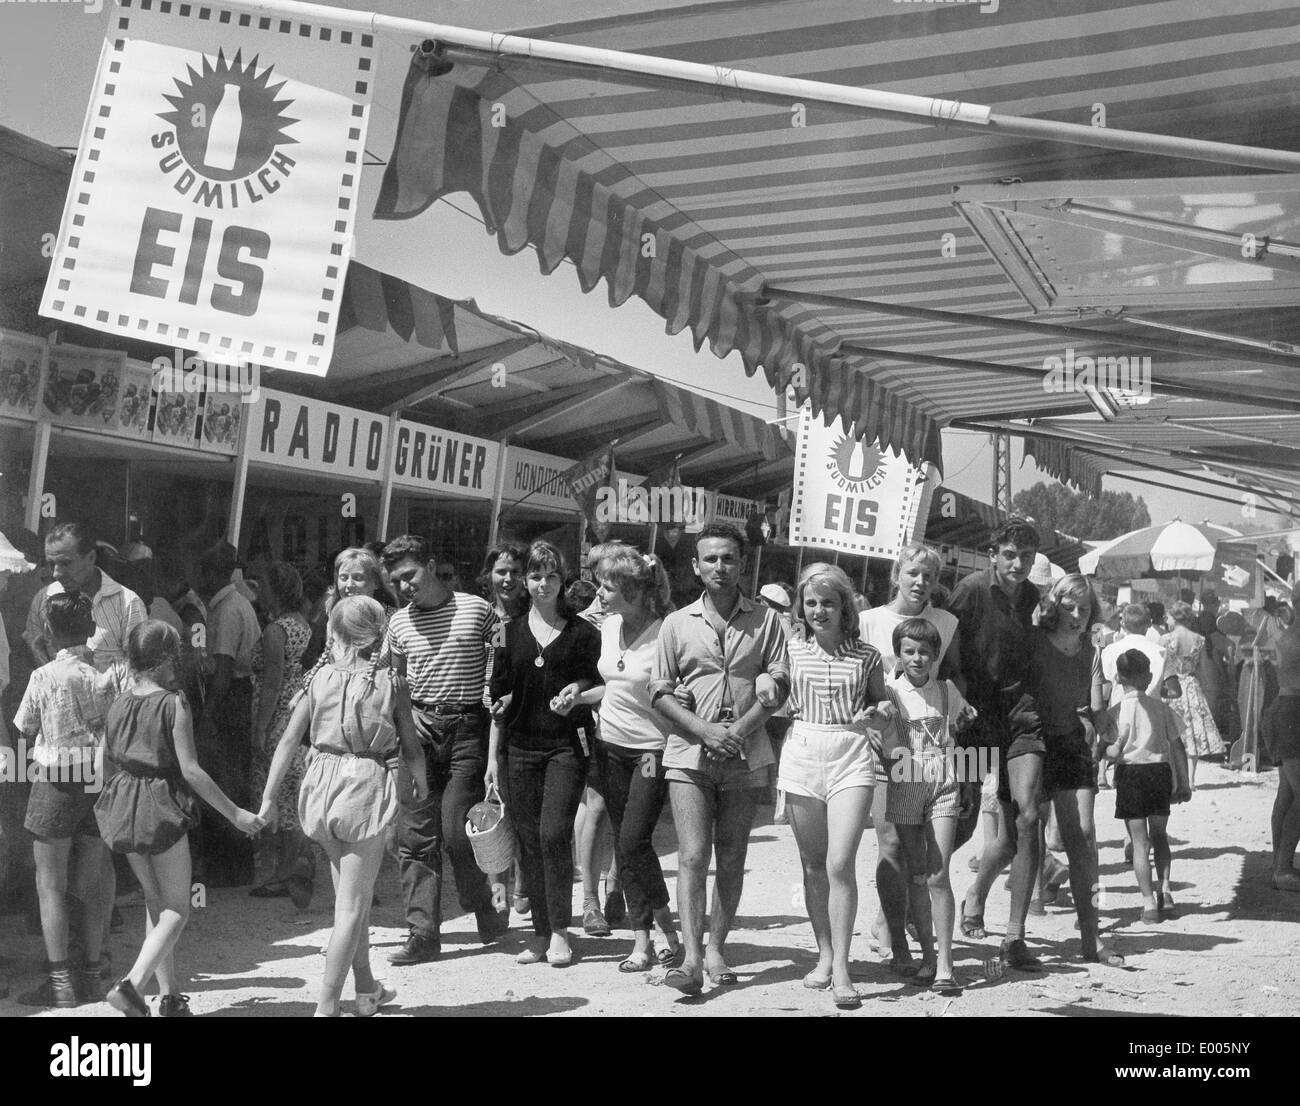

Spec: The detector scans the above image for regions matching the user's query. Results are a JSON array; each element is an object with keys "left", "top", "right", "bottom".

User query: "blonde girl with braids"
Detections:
[{"left": 261, "top": 596, "right": 428, "bottom": 1016}]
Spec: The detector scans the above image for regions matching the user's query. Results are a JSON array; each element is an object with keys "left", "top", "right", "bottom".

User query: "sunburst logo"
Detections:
[
  {"left": 153, "top": 49, "right": 299, "bottom": 208},
  {"left": 832, "top": 434, "right": 883, "bottom": 483}
]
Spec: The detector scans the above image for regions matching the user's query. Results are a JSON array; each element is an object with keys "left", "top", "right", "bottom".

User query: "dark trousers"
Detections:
[
  {"left": 398, "top": 705, "right": 492, "bottom": 939},
  {"left": 508, "top": 742, "right": 586, "bottom": 937},
  {"left": 595, "top": 742, "right": 670, "bottom": 931},
  {"left": 196, "top": 678, "right": 253, "bottom": 885}
]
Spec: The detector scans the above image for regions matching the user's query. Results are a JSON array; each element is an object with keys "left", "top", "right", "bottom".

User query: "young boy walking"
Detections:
[
  {"left": 1104, "top": 649, "right": 1192, "bottom": 922},
  {"left": 881, "top": 617, "right": 976, "bottom": 992},
  {"left": 13, "top": 592, "right": 124, "bottom": 1006}
]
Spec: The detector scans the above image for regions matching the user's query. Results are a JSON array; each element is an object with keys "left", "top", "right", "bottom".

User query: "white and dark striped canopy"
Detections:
[{"left": 375, "top": 0, "right": 1300, "bottom": 485}]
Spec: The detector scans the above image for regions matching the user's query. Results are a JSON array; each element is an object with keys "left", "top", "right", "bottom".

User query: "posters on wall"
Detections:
[
  {"left": 791, "top": 405, "right": 937, "bottom": 559},
  {"left": 41, "top": 342, "right": 153, "bottom": 442},
  {"left": 0, "top": 330, "right": 44, "bottom": 421},
  {"left": 40, "top": 2, "right": 374, "bottom": 376}
]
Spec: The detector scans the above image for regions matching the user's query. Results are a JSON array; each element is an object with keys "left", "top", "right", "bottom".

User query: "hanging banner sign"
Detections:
[
  {"left": 0, "top": 330, "right": 45, "bottom": 422},
  {"left": 40, "top": 0, "right": 374, "bottom": 375},
  {"left": 791, "top": 406, "right": 937, "bottom": 558}
]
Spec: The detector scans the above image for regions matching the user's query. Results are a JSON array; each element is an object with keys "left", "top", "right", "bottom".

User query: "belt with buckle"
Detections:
[{"left": 411, "top": 700, "right": 483, "bottom": 715}]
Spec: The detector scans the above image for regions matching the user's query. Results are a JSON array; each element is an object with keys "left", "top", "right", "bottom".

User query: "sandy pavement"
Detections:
[{"left": 4, "top": 760, "right": 1298, "bottom": 1019}]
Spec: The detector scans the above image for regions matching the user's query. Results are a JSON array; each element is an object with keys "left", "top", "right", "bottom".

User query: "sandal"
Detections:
[
  {"left": 960, "top": 913, "right": 987, "bottom": 940},
  {"left": 832, "top": 985, "right": 862, "bottom": 1010},
  {"left": 931, "top": 973, "right": 963, "bottom": 994},
  {"left": 998, "top": 939, "right": 1043, "bottom": 971},
  {"left": 618, "top": 953, "right": 653, "bottom": 973},
  {"left": 706, "top": 966, "right": 738, "bottom": 986},
  {"left": 664, "top": 967, "right": 703, "bottom": 996},
  {"left": 655, "top": 942, "right": 685, "bottom": 969},
  {"left": 1085, "top": 944, "right": 1127, "bottom": 968}
]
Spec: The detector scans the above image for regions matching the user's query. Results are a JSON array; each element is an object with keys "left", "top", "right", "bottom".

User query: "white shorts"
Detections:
[{"left": 778, "top": 721, "right": 876, "bottom": 803}]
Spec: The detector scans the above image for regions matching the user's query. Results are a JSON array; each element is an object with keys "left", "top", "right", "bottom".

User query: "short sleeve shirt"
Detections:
[
  {"left": 25, "top": 573, "right": 146, "bottom": 672},
  {"left": 882, "top": 671, "right": 969, "bottom": 759},
  {"left": 207, "top": 584, "right": 260, "bottom": 677},
  {"left": 386, "top": 593, "right": 498, "bottom": 705},
  {"left": 14, "top": 647, "right": 125, "bottom": 766},
  {"left": 649, "top": 594, "right": 790, "bottom": 772}
]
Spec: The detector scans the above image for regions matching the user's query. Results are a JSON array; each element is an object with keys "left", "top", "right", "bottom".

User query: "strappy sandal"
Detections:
[
  {"left": 618, "top": 953, "right": 653, "bottom": 973},
  {"left": 960, "top": 912, "right": 987, "bottom": 940},
  {"left": 655, "top": 942, "right": 685, "bottom": 968},
  {"left": 931, "top": 973, "right": 963, "bottom": 995}
]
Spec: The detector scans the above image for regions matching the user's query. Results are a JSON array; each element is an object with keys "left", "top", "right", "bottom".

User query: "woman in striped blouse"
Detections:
[{"left": 778, "top": 563, "right": 890, "bottom": 1009}]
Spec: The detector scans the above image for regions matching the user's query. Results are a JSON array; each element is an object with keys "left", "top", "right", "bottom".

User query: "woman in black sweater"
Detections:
[{"left": 486, "top": 541, "right": 601, "bottom": 967}]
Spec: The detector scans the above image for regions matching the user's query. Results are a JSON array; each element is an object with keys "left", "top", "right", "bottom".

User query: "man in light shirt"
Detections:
[
  {"left": 1101, "top": 604, "right": 1167, "bottom": 707},
  {"left": 24, "top": 524, "right": 146, "bottom": 673}
]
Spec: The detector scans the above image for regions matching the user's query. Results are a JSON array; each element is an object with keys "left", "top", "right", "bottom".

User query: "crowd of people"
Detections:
[{"left": 2, "top": 514, "right": 1297, "bottom": 1017}]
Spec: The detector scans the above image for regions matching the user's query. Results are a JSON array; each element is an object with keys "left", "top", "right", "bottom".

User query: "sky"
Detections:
[{"left": 0, "top": 0, "right": 1285, "bottom": 536}]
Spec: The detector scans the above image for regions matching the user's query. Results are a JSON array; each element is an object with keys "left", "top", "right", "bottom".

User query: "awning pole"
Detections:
[
  {"left": 210, "top": 0, "right": 1300, "bottom": 174},
  {"left": 763, "top": 286, "right": 1300, "bottom": 373},
  {"left": 487, "top": 438, "right": 511, "bottom": 549},
  {"left": 25, "top": 420, "right": 51, "bottom": 534},
  {"left": 225, "top": 401, "right": 253, "bottom": 550},
  {"left": 376, "top": 411, "right": 401, "bottom": 542}
]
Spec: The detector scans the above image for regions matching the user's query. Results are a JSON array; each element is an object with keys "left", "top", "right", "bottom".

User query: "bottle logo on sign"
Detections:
[
  {"left": 827, "top": 436, "right": 887, "bottom": 493},
  {"left": 154, "top": 49, "right": 299, "bottom": 206}
]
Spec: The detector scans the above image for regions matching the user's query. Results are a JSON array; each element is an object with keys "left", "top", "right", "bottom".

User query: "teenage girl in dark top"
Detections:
[
  {"left": 1027, "top": 574, "right": 1124, "bottom": 968},
  {"left": 486, "top": 541, "right": 601, "bottom": 967}
]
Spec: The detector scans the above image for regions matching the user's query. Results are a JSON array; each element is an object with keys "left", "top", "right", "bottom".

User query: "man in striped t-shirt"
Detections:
[{"left": 383, "top": 534, "right": 506, "bottom": 966}]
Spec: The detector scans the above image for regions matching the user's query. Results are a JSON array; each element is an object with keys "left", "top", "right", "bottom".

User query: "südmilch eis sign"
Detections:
[{"left": 41, "top": 0, "right": 374, "bottom": 376}]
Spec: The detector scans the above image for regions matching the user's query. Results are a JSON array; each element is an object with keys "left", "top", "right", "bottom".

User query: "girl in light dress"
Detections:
[{"left": 261, "top": 596, "right": 428, "bottom": 1017}]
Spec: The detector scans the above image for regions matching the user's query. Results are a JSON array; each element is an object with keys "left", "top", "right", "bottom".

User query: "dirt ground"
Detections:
[{"left": 3, "top": 759, "right": 1297, "bottom": 1019}]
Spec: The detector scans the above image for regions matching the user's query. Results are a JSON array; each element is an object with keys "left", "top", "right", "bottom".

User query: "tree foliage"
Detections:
[{"left": 1011, "top": 482, "right": 1151, "bottom": 541}]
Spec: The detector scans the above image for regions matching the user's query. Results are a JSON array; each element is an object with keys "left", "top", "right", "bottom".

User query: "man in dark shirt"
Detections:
[{"left": 947, "top": 518, "right": 1044, "bottom": 970}]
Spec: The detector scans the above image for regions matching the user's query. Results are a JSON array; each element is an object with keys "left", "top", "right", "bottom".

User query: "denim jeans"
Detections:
[
  {"left": 398, "top": 705, "right": 492, "bottom": 939},
  {"left": 507, "top": 742, "right": 586, "bottom": 937},
  {"left": 595, "top": 742, "right": 669, "bottom": 931}
]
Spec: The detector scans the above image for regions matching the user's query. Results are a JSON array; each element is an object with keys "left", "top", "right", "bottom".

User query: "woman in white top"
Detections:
[
  {"left": 857, "top": 542, "right": 958, "bottom": 972},
  {"left": 575, "top": 549, "right": 682, "bottom": 973}
]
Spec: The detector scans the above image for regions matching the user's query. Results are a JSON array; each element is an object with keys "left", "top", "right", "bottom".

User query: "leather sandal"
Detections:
[{"left": 998, "top": 938, "right": 1043, "bottom": 971}]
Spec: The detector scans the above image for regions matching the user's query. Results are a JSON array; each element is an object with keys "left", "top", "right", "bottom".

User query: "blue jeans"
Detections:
[{"left": 398, "top": 705, "right": 492, "bottom": 939}]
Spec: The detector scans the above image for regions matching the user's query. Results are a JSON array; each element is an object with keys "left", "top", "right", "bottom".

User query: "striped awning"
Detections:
[
  {"left": 653, "top": 379, "right": 778, "bottom": 461},
  {"left": 374, "top": 0, "right": 1300, "bottom": 476}
]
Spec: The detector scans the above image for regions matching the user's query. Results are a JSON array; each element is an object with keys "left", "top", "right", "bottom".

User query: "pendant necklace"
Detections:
[
  {"left": 533, "top": 617, "right": 559, "bottom": 667},
  {"left": 617, "top": 616, "right": 649, "bottom": 672}
]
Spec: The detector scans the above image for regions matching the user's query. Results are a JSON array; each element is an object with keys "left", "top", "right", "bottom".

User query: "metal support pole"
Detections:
[
  {"left": 225, "top": 399, "right": 253, "bottom": 550},
  {"left": 25, "top": 420, "right": 52, "bottom": 533},
  {"left": 487, "top": 437, "right": 511, "bottom": 549},
  {"left": 376, "top": 411, "right": 401, "bottom": 543}
]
